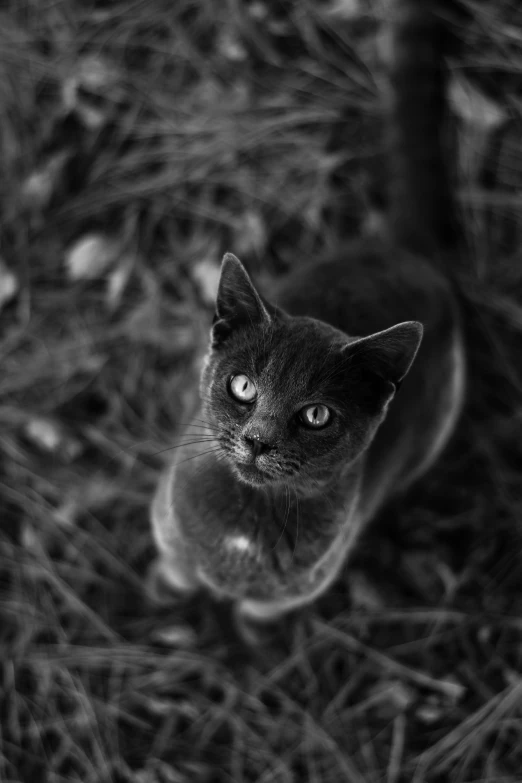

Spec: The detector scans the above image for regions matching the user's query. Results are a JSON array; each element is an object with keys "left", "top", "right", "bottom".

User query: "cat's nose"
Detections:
[{"left": 244, "top": 433, "right": 273, "bottom": 458}]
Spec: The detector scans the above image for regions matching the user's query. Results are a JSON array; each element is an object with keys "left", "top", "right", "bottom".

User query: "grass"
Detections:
[{"left": 1, "top": 0, "right": 522, "bottom": 781}]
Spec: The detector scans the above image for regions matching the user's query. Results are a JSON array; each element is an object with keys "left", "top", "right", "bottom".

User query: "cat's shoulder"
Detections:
[
  {"left": 270, "top": 236, "right": 458, "bottom": 336},
  {"left": 279, "top": 235, "right": 452, "bottom": 289}
]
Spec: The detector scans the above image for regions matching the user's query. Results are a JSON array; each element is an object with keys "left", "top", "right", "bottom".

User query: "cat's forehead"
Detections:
[{"left": 238, "top": 319, "right": 347, "bottom": 396}]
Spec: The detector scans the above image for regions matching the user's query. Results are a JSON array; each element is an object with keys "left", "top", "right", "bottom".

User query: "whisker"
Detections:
[
  {"left": 152, "top": 438, "right": 218, "bottom": 457},
  {"left": 102, "top": 422, "right": 220, "bottom": 455},
  {"left": 174, "top": 446, "right": 224, "bottom": 468},
  {"left": 174, "top": 423, "right": 220, "bottom": 432},
  {"left": 169, "top": 431, "right": 220, "bottom": 441},
  {"left": 272, "top": 484, "right": 291, "bottom": 552},
  {"left": 176, "top": 418, "right": 221, "bottom": 431},
  {"left": 171, "top": 427, "right": 218, "bottom": 435},
  {"left": 190, "top": 416, "right": 219, "bottom": 429}
]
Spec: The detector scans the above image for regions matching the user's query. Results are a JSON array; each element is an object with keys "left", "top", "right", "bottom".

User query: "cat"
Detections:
[{"left": 149, "top": 0, "right": 466, "bottom": 633}]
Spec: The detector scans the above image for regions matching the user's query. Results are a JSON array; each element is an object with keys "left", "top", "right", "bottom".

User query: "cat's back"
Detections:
[
  {"left": 269, "top": 0, "right": 467, "bottom": 507},
  {"left": 272, "top": 236, "right": 458, "bottom": 340}
]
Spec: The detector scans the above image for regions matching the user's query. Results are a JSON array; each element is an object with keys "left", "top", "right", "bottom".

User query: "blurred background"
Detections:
[{"left": 1, "top": 1, "right": 522, "bottom": 781}]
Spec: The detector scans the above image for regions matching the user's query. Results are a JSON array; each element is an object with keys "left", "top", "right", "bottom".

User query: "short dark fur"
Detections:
[{"left": 150, "top": 0, "right": 466, "bottom": 621}]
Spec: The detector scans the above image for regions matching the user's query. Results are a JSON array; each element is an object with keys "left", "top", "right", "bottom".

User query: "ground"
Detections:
[{"left": 1, "top": 1, "right": 522, "bottom": 781}]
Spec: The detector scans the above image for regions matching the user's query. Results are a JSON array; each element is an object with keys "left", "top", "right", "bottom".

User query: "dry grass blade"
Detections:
[
  {"left": 312, "top": 619, "right": 466, "bottom": 700},
  {"left": 414, "top": 681, "right": 522, "bottom": 779}
]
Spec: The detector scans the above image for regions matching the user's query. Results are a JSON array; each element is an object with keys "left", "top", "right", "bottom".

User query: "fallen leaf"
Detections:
[
  {"left": 62, "top": 55, "right": 123, "bottom": 129},
  {"left": 324, "top": 0, "right": 364, "bottom": 19},
  {"left": 369, "top": 679, "right": 417, "bottom": 720},
  {"left": 76, "top": 55, "right": 121, "bottom": 93},
  {"left": 106, "top": 253, "right": 135, "bottom": 310},
  {"left": 478, "top": 625, "right": 492, "bottom": 644},
  {"left": 25, "top": 417, "right": 62, "bottom": 451},
  {"left": 53, "top": 498, "right": 79, "bottom": 528},
  {"left": 232, "top": 209, "right": 267, "bottom": 258},
  {"left": 76, "top": 104, "right": 107, "bottom": 130},
  {"left": 504, "top": 669, "right": 522, "bottom": 687},
  {"left": 0, "top": 257, "right": 18, "bottom": 310},
  {"left": 150, "top": 625, "right": 197, "bottom": 648},
  {"left": 449, "top": 74, "right": 508, "bottom": 131},
  {"left": 20, "top": 150, "right": 70, "bottom": 210},
  {"left": 350, "top": 570, "right": 385, "bottom": 610},
  {"left": 414, "top": 675, "right": 465, "bottom": 724},
  {"left": 24, "top": 416, "right": 82, "bottom": 461},
  {"left": 21, "top": 523, "right": 41, "bottom": 551},
  {"left": 62, "top": 55, "right": 121, "bottom": 106},
  {"left": 248, "top": 2, "right": 268, "bottom": 20},
  {"left": 438, "top": 674, "right": 466, "bottom": 705},
  {"left": 217, "top": 29, "right": 248, "bottom": 62},
  {"left": 362, "top": 208, "right": 386, "bottom": 237},
  {"left": 65, "top": 233, "right": 121, "bottom": 281},
  {"left": 192, "top": 258, "right": 221, "bottom": 305},
  {"left": 415, "top": 699, "right": 444, "bottom": 724}
]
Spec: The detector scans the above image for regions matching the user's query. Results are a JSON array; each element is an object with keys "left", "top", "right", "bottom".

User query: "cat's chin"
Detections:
[{"left": 232, "top": 462, "right": 274, "bottom": 487}]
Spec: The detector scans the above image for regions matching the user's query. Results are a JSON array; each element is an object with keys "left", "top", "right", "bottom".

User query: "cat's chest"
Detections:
[
  {"left": 167, "top": 446, "right": 362, "bottom": 601},
  {"left": 175, "top": 449, "right": 249, "bottom": 519},
  {"left": 174, "top": 451, "right": 341, "bottom": 553}
]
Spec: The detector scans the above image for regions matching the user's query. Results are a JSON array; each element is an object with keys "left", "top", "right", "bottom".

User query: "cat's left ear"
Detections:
[
  {"left": 212, "top": 253, "right": 272, "bottom": 347},
  {"left": 343, "top": 321, "right": 423, "bottom": 387}
]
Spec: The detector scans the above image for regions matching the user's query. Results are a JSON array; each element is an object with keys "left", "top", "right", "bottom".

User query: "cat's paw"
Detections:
[
  {"left": 145, "top": 559, "right": 197, "bottom": 607},
  {"left": 235, "top": 613, "right": 281, "bottom": 648},
  {"left": 233, "top": 604, "right": 288, "bottom": 649}
]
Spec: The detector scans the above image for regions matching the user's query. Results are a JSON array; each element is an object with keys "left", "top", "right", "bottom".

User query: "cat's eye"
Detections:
[
  {"left": 300, "top": 404, "right": 331, "bottom": 429},
  {"left": 229, "top": 374, "right": 257, "bottom": 402}
]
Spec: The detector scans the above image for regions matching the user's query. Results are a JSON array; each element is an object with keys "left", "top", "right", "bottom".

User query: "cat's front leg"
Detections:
[
  {"left": 233, "top": 593, "right": 310, "bottom": 647},
  {"left": 233, "top": 600, "right": 297, "bottom": 648},
  {"left": 147, "top": 467, "right": 200, "bottom": 606},
  {"left": 145, "top": 552, "right": 199, "bottom": 606}
]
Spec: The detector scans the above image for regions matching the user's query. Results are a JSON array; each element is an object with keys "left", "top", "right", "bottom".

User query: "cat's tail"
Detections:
[{"left": 387, "top": 0, "right": 466, "bottom": 259}]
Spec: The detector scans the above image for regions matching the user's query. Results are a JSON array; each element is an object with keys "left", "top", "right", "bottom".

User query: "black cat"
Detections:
[{"left": 149, "top": 0, "right": 466, "bottom": 628}]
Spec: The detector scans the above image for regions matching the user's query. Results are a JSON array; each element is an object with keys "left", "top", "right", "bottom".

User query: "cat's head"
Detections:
[{"left": 200, "top": 253, "right": 423, "bottom": 492}]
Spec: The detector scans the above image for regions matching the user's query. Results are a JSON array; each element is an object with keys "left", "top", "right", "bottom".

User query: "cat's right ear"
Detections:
[
  {"left": 343, "top": 321, "right": 423, "bottom": 388},
  {"left": 211, "top": 253, "right": 272, "bottom": 347}
]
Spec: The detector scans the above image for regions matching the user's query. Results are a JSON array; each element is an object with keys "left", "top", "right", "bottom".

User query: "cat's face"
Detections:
[{"left": 200, "top": 254, "right": 422, "bottom": 492}]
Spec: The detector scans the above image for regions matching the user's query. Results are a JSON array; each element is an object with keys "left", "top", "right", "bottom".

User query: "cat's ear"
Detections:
[
  {"left": 212, "top": 253, "right": 272, "bottom": 347},
  {"left": 343, "top": 321, "right": 423, "bottom": 387}
]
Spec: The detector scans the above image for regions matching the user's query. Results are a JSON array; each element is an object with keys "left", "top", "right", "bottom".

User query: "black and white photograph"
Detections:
[{"left": 1, "top": 1, "right": 522, "bottom": 781}]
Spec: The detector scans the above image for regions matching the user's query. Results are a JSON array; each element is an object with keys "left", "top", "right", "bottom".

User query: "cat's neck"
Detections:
[{"left": 271, "top": 460, "right": 361, "bottom": 502}]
